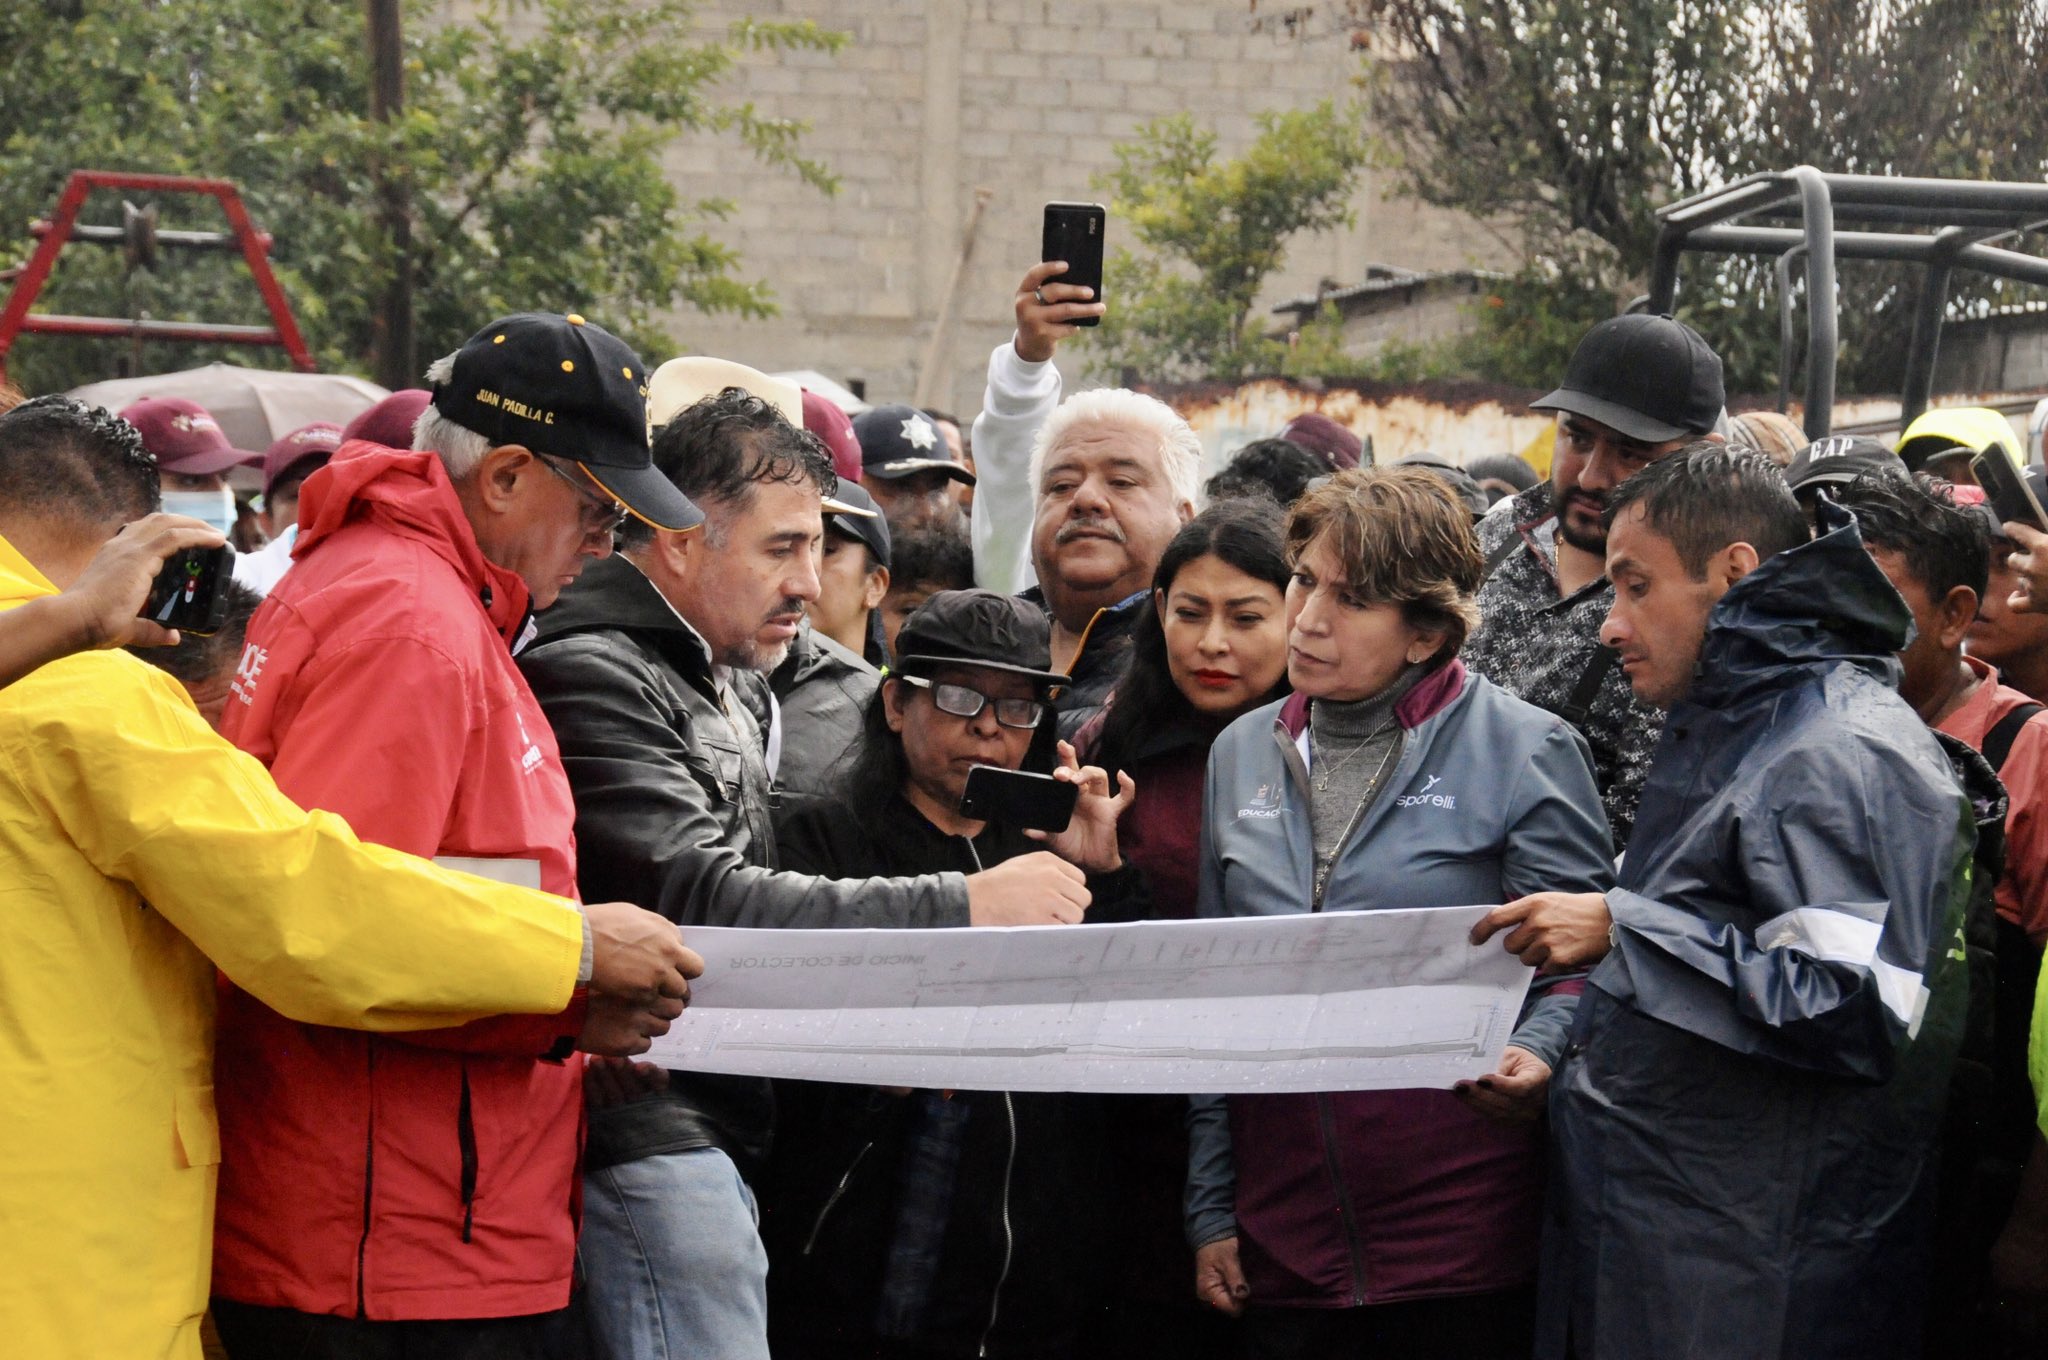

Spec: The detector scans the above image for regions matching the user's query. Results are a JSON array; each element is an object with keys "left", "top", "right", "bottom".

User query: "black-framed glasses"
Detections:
[
  {"left": 540, "top": 457, "right": 630, "bottom": 537},
  {"left": 898, "top": 674, "right": 1045, "bottom": 729}
]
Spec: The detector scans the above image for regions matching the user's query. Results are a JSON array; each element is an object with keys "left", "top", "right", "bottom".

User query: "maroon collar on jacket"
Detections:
[{"left": 1277, "top": 659, "right": 1468, "bottom": 738}]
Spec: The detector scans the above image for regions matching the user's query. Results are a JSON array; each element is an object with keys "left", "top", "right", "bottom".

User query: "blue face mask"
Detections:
[{"left": 160, "top": 487, "right": 236, "bottom": 535}]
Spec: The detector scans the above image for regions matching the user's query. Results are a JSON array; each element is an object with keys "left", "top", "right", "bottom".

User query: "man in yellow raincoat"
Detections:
[{"left": 0, "top": 395, "right": 700, "bottom": 1359}]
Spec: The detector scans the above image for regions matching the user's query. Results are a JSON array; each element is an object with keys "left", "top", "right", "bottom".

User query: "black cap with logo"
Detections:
[
  {"left": 893, "top": 590, "right": 1069, "bottom": 690},
  {"left": 825, "top": 477, "right": 892, "bottom": 568},
  {"left": 1785, "top": 436, "right": 1906, "bottom": 496},
  {"left": 1531, "top": 314, "right": 1725, "bottom": 444},
  {"left": 854, "top": 403, "right": 977, "bottom": 484},
  {"left": 430, "top": 312, "right": 702, "bottom": 531}
]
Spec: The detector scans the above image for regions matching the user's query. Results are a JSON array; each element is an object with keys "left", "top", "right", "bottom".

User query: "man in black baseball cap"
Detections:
[
  {"left": 430, "top": 311, "right": 702, "bottom": 536},
  {"left": 1784, "top": 436, "right": 1907, "bottom": 523},
  {"left": 853, "top": 402, "right": 975, "bottom": 534},
  {"left": 1465, "top": 313, "right": 1727, "bottom": 851}
]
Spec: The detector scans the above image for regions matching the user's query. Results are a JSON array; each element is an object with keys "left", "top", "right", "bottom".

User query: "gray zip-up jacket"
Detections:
[{"left": 1185, "top": 661, "right": 1614, "bottom": 1305}]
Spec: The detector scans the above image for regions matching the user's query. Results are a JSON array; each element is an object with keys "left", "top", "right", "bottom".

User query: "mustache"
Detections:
[
  {"left": 763, "top": 598, "right": 806, "bottom": 622},
  {"left": 1563, "top": 488, "right": 1607, "bottom": 511},
  {"left": 1056, "top": 516, "right": 1126, "bottom": 545}
]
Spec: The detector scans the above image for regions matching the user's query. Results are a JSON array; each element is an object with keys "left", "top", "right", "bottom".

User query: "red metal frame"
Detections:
[{"left": 0, "top": 170, "right": 315, "bottom": 383}]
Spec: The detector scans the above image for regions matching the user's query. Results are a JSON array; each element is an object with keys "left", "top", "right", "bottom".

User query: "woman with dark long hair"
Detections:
[
  {"left": 1086, "top": 497, "right": 1294, "bottom": 919},
  {"left": 1078, "top": 497, "right": 1295, "bottom": 1359}
]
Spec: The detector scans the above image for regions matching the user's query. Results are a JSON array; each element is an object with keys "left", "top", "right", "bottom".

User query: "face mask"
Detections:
[{"left": 161, "top": 487, "right": 236, "bottom": 535}]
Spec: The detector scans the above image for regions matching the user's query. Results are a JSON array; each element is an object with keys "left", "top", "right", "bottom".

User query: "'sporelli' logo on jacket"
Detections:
[{"left": 1395, "top": 773, "right": 1456, "bottom": 809}]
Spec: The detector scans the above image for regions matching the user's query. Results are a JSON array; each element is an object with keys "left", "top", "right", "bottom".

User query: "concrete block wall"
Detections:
[{"left": 657, "top": 0, "right": 1513, "bottom": 422}]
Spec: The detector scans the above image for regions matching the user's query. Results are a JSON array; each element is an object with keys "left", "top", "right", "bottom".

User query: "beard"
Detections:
[
  {"left": 1554, "top": 488, "right": 1609, "bottom": 555},
  {"left": 719, "top": 597, "right": 807, "bottom": 674}
]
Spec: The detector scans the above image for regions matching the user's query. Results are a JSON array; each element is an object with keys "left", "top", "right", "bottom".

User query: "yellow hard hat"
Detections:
[{"left": 1896, "top": 406, "right": 2022, "bottom": 474}]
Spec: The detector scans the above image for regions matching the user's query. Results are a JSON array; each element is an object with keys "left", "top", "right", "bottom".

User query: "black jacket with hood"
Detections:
[
  {"left": 1540, "top": 507, "right": 1973, "bottom": 1359},
  {"left": 519, "top": 553, "right": 969, "bottom": 1175}
]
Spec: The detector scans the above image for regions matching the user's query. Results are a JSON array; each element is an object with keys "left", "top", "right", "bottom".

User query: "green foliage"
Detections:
[
  {"left": 1084, "top": 102, "right": 1374, "bottom": 383},
  {"left": 0, "top": 0, "right": 842, "bottom": 393},
  {"left": 1348, "top": 0, "right": 2048, "bottom": 395}
]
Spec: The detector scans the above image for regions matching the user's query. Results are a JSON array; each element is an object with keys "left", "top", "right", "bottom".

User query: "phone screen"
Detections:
[
  {"left": 141, "top": 544, "right": 235, "bottom": 636},
  {"left": 1973, "top": 451, "right": 2047, "bottom": 532},
  {"left": 959, "top": 764, "right": 1078, "bottom": 833},
  {"left": 1042, "top": 202, "right": 1106, "bottom": 328}
]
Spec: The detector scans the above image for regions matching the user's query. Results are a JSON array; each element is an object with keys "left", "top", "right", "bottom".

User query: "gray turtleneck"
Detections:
[{"left": 1308, "top": 664, "right": 1427, "bottom": 893}]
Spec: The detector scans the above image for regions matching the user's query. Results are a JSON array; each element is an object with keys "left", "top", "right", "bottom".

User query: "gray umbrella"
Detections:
[{"left": 68, "top": 362, "right": 389, "bottom": 453}]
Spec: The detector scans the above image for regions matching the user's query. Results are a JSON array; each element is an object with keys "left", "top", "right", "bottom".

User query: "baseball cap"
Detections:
[
  {"left": 262, "top": 422, "right": 344, "bottom": 497},
  {"left": 120, "top": 397, "right": 261, "bottom": 477},
  {"left": 825, "top": 477, "right": 891, "bottom": 568},
  {"left": 1395, "top": 455, "right": 1489, "bottom": 518},
  {"left": 854, "top": 404, "right": 975, "bottom": 485},
  {"left": 1531, "top": 314, "right": 1725, "bottom": 443},
  {"left": 804, "top": 388, "right": 863, "bottom": 483},
  {"left": 893, "top": 590, "right": 1068, "bottom": 689},
  {"left": 1280, "top": 412, "right": 1363, "bottom": 471},
  {"left": 432, "top": 312, "right": 700, "bottom": 532},
  {"left": 1784, "top": 436, "right": 1905, "bottom": 496},
  {"left": 340, "top": 388, "right": 433, "bottom": 451}
]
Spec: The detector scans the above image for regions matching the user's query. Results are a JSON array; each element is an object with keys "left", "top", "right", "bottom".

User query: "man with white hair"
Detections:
[
  {"left": 970, "top": 262, "right": 1197, "bottom": 737},
  {"left": 211, "top": 313, "right": 702, "bottom": 1357}
]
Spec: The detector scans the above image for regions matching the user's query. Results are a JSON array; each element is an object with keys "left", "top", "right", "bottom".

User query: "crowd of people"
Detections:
[{"left": 4, "top": 257, "right": 2048, "bottom": 1360}]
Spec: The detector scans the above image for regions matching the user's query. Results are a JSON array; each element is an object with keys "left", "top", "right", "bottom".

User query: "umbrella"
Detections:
[{"left": 68, "top": 363, "right": 389, "bottom": 453}]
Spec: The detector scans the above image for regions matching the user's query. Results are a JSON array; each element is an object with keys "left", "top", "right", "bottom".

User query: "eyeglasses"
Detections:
[
  {"left": 898, "top": 674, "right": 1045, "bottom": 729},
  {"left": 540, "top": 457, "right": 630, "bottom": 537}
]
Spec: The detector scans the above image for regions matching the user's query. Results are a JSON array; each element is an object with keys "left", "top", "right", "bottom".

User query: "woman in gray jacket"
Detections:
[{"left": 1185, "top": 467, "right": 1616, "bottom": 1359}]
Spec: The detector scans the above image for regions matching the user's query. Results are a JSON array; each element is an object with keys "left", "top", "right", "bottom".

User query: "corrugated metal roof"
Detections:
[{"left": 1272, "top": 266, "right": 1510, "bottom": 315}]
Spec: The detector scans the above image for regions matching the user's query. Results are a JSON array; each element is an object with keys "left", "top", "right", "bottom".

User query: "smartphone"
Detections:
[
  {"left": 1973, "top": 450, "right": 2047, "bottom": 531},
  {"left": 141, "top": 543, "right": 236, "bottom": 636},
  {"left": 1041, "top": 201, "right": 1106, "bottom": 327},
  {"left": 959, "top": 764, "right": 1079, "bottom": 833}
]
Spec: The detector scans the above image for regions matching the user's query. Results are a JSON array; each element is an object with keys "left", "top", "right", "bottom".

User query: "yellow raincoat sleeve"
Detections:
[
  {"left": 2034, "top": 948, "right": 2048, "bottom": 1137},
  {"left": 1, "top": 648, "right": 583, "bottom": 1030}
]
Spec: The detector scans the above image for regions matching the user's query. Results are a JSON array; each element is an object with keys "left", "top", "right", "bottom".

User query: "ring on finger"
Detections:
[{"left": 1033, "top": 287, "right": 1047, "bottom": 305}]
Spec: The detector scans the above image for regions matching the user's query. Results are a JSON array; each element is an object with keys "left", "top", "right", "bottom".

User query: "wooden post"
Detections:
[{"left": 366, "top": 0, "right": 415, "bottom": 389}]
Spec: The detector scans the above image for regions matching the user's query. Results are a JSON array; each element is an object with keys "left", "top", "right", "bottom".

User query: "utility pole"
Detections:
[{"left": 366, "top": 0, "right": 415, "bottom": 389}]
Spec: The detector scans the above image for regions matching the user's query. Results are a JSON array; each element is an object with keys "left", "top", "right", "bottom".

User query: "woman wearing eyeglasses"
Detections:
[{"left": 765, "top": 589, "right": 1144, "bottom": 1360}]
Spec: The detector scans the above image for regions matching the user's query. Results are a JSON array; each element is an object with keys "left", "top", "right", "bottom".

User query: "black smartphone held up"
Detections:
[
  {"left": 959, "top": 764, "right": 1079, "bottom": 834},
  {"left": 1973, "top": 449, "right": 2047, "bottom": 532},
  {"left": 141, "top": 543, "right": 236, "bottom": 636},
  {"left": 1041, "top": 201, "right": 1106, "bottom": 327}
]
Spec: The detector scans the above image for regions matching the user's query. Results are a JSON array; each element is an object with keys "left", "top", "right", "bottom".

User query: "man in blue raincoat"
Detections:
[{"left": 1474, "top": 444, "right": 1972, "bottom": 1359}]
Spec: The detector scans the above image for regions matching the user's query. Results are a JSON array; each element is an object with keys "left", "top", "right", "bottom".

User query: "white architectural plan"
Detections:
[{"left": 643, "top": 907, "right": 1534, "bottom": 1093}]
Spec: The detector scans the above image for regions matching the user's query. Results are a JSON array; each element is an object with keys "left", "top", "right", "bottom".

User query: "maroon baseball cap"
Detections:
[
  {"left": 120, "top": 396, "right": 259, "bottom": 477},
  {"left": 340, "top": 388, "right": 433, "bottom": 451},
  {"left": 803, "top": 388, "right": 864, "bottom": 483},
  {"left": 262, "top": 422, "right": 345, "bottom": 497},
  {"left": 1280, "top": 412, "right": 1363, "bottom": 471}
]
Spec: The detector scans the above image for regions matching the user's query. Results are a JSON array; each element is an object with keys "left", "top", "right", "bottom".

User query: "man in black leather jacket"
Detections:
[{"left": 520, "top": 387, "right": 1092, "bottom": 1360}]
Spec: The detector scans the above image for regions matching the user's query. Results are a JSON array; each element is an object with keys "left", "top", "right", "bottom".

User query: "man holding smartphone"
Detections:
[{"left": 0, "top": 393, "right": 699, "bottom": 1360}]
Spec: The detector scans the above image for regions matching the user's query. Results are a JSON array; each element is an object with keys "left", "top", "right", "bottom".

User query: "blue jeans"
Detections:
[{"left": 580, "top": 1148, "right": 770, "bottom": 1360}]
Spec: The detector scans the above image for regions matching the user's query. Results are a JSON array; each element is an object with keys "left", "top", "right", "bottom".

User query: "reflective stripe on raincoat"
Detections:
[{"left": 1540, "top": 507, "right": 1973, "bottom": 1360}]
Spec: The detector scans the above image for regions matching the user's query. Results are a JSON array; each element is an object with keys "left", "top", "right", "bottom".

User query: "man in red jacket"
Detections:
[{"left": 211, "top": 313, "right": 704, "bottom": 1358}]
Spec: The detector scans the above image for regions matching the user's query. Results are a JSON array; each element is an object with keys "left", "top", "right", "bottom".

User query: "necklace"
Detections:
[{"left": 1310, "top": 722, "right": 1397, "bottom": 794}]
